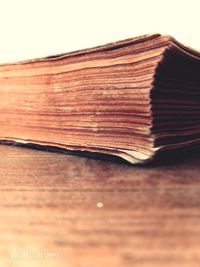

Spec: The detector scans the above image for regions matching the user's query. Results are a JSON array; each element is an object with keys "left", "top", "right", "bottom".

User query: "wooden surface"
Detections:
[{"left": 1, "top": 144, "right": 200, "bottom": 267}]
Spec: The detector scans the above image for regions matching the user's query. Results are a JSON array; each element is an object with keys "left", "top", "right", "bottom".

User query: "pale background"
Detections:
[{"left": 0, "top": 0, "right": 199, "bottom": 63}]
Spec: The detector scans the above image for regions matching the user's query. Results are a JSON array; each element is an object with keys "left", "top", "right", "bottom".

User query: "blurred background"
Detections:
[{"left": 0, "top": 0, "right": 199, "bottom": 63}]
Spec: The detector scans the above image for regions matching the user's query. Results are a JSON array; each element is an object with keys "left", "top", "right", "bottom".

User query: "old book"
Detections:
[{"left": 0, "top": 33, "right": 199, "bottom": 164}]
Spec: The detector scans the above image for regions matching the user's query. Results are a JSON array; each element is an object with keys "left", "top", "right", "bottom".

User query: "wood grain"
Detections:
[{"left": 0, "top": 144, "right": 200, "bottom": 267}]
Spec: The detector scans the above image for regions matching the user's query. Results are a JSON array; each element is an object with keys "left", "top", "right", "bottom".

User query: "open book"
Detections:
[{"left": 0, "top": 33, "right": 199, "bottom": 164}]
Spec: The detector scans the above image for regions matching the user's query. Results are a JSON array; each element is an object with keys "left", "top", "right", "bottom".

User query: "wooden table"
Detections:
[{"left": 0, "top": 144, "right": 200, "bottom": 267}]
